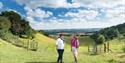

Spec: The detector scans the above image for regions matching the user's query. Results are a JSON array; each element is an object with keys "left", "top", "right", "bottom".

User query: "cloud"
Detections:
[
  {"left": 15, "top": 0, "right": 80, "bottom": 9},
  {"left": 105, "top": 6, "right": 125, "bottom": 25},
  {"left": 15, "top": 0, "right": 125, "bottom": 29},
  {"left": 24, "top": 6, "right": 53, "bottom": 22},
  {"left": 31, "top": 18, "right": 112, "bottom": 30},
  {"left": 73, "top": 0, "right": 125, "bottom": 9},
  {"left": 0, "top": 2, "right": 3, "bottom": 9},
  {"left": 65, "top": 9, "right": 98, "bottom": 20},
  {"left": 27, "top": 8, "right": 52, "bottom": 18},
  {"left": 31, "top": 5, "right": 125, "bottom": 30},
  {"left": 15, "top": 0, "right": 124, "bottom": 9}
]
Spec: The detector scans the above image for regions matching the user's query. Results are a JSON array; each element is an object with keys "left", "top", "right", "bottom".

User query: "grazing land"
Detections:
[{"left": 0, "top": 33, "right": 125, "bottom": 63}]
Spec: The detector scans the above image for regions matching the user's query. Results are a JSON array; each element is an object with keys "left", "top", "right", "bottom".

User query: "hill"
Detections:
[
  {"left": 91, "top": 23, "right": 125, "bottom": 44},
  {"left": 43, "top": 28, "right": 101, "bottom": 35},
  {"left": 0, "top": 11, "right": 37, "bottom": 49},
  {"left": 0, "top": 10, "right": 125, "bottom": 63},
  {"left": 1, "top": 34, "right": 125, "bottom": 63},
  {"left": 0, "top": 33, "right": 56, "bottom": 63}
]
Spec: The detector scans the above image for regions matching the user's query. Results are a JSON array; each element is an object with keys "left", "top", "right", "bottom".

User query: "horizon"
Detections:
[
  {"left": 0, "top": 0, "right": 125, "bottom": 30},
  {"left": 38, "top": 28, "right": 102, "bottom": 30}
]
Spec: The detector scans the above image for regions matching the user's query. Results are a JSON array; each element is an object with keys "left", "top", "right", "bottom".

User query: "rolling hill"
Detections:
[{"left": 0, "top": 33, "right": 125, "bottom": 63}]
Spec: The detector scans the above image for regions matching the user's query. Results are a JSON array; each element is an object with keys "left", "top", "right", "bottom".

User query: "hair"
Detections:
[
  {"left": 59, "top": 34, "right": 63, "bottom": 38},
  {"left": 73, "top": 34, "right": 78, "bottom": 39}
]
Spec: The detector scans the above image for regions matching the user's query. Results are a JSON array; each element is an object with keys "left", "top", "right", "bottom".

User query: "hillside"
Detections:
[
  {"left": 35, "top": 33, "right": 55, "bottom": 44},
  {"left": 91, "top": 23, "right": 125, "bottom": 45},
  {"left": 0, "top": 33, "right": 56, "bottom": 63},
  {"left": 112, "top": 23, "right": 125, "bottom": 34},
  {"left": 1, "top": 33, "right": 125, "bottom": 63}
]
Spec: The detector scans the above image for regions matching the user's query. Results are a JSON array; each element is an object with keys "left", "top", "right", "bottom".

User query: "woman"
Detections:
[
  {"left": 71, "top": 34, "right": 79, "bottom": 63},
  {"left": 56, "top": 34, "right": 64, "bottom": 63}
]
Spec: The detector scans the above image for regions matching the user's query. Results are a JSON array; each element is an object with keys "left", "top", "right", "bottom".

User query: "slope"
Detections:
[{"left": 0, "top": 33, "right": 125, "bottom": 63}]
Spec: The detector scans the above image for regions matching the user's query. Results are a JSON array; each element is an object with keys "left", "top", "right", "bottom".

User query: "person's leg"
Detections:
[
  {"left": 74, "top": 49, "right": 78, "bottom": 63},
  {"left": 74, "top": 55, "right": 77, "bottom": 63},
  {"left": 61, "top": 49, "right": 64, "bottom": 63},
  {"left": 57, "top": 49, "right": 61, "bottom": 63},
  {"left": 72, "top": 47, "right": 78, "bottom": 63},
  {"left": 59, "top": 49, "right": 64, "bottom": 63},
  {"left": 57, "top": 49, "right": 59, "bottom": 62}
]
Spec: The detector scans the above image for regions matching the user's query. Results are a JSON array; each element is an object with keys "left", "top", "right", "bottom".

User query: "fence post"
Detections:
[
  {"left": 88, "top": 45, "right": 90, "bottom": 52},
  {"left": 104, "top": 43, "right": 106, "bottom": 53}
]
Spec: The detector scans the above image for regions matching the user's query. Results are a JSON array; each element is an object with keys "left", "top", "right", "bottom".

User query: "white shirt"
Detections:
[{"left": 56, "top": 38, "right": 64, "bottom": 49}]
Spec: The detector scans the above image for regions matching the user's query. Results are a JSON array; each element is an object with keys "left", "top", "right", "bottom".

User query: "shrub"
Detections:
[
  {"left": 0, "top": 31, "right": 24, "bottom": 48},
  {"left": 123, "top": 46, "right": 125, "bottom": 52},
  {"left": 39, "top": 30, "right": 49, "bottom": 37}
]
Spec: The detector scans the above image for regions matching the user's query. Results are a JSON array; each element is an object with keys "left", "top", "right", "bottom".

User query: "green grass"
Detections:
[
  {"left": 64, "top": 36, "right": 94, "bottom": 46},
  {"left": 0, "top": 34, "right": 125, "bottom": 63}
]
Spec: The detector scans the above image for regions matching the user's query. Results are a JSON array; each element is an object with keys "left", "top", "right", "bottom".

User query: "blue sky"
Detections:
[{"left": 0, "top": 0, "right": 125, "bottom": 30}]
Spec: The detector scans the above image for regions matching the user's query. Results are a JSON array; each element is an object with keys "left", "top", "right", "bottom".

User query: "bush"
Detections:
[
  {"left": 0, "top": 31, "right": 24, "bottom": 48},
  {"left": 39, "top": 30, "right": 49, "bottom": 37},
  {"left": 123, "top": 46, "right": 125, "bottom": 52},
  {"left": 0, "top": 16, "right": 11, "bottom": 31}
]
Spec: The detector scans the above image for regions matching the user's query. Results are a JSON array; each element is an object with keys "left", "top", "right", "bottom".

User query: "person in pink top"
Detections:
[{"left": 71, "top": 34, "right": 79, "bottom": 63}]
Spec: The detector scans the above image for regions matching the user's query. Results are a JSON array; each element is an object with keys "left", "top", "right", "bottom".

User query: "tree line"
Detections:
[{"left": 90, "top": 23, "right": 125, "bottom": 54}]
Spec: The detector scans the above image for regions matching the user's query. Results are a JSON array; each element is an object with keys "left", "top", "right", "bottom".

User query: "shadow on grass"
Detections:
[{"left": 26, "top": 62, "right": 57, "bottom": 63}]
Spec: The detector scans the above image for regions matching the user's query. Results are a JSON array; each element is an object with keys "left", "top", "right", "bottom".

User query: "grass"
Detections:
[
  {"left": 64, "top": 36, "right": 95, "bottom": 46},
  {"left": 0, "top": 33, "right": 125, "bottom": 63}
]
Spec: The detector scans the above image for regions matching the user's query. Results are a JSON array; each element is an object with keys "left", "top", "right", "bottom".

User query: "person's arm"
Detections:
[
  {"left": 77, "top": 39, "right": 79, "bottom": 48},
  {"left": 56, "top": 39, "right": 58, "bottom": 49},
  {"left": 71, "top": 39, "right": 72, "bottom": 51}
]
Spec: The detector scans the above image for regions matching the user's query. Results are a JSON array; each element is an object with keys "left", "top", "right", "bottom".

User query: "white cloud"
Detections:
[
  {"left": 73, "top": 0, "right": 125, "bottom": 9},
  {"left": 31, "top": 5, "right": 125, "bottom": 30},
  {"left": 105, "top": 7, "right": 125, "bottom": 25},
  {"left": 31, "top": 18, "right": 112, "bottom": 30},
  {"left": 25, "top": 6, "right": 53, "bottom": 21},
  {"left": 25, "top": 7, "right": 51, "bottom": 18},
  {"left": 0, "top": 2, "right": 3, "bottom": 9},
  {"left": 15, "top": 0, "right": 80, "bottom": 9},
  {"left": 15, "top": 0, "right": 125, "bottom": 29},
  {"left": 65, "top": 9, "right": 98, "bottom": 20}
]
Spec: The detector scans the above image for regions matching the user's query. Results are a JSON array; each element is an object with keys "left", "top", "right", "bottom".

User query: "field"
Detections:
[{"left": 0, "top": 33, "right": 125, "bottom": 63}]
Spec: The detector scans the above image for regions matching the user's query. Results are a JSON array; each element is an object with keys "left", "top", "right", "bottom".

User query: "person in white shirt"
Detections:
[{"left": 56, "top": 34, "right": 64, "bottom": 63}]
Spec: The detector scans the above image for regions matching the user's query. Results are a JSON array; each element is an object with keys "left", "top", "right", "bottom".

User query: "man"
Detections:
[
  {"left": 71, "top": 34, "right": 79, "bottom": 63},
  {"left": 56, "top": 34, "right": 64, "bottom": 63}
]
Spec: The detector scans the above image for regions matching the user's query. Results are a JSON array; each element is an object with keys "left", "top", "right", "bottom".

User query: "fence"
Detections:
[{"left": 27, "top": 39, "right": 38, "bottom": 51}]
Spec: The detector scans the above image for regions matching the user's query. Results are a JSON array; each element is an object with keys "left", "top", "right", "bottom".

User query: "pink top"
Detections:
[{"left": 71, "top": 37, "right": 79, "bottom": 48}]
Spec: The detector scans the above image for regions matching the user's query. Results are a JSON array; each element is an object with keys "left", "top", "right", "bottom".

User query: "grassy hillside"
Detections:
[
  {"left": 35, "top": 33, "right": 55, "bottom": 44},
  {"left": 0, "top": 33, "right": 56, "bottom": 63},
  {"left": 0, "top": 33, "right": 125, "bottom": 63}
]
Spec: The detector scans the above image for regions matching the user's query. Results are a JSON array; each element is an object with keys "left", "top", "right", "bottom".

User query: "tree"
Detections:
[
  {"left": 1, "top": 11, "right": 21, "bottom": 23},
  {"left": 96, "top": 34, "right": 105, "bottom": 44},
  {"left": 0, "top": 11, "right": 22, "bottom": 35},
  {"left": 38, "top": 30, "right": 49, "bottom": 37},
  {"left": 0, "top": 16, "right": 11, "bottom": 31},
  {"left": 19, "top": 19, "right": 36, "bottom": 38},
  {"left": 91, "top": 33, "right": 105, "bottom": 54},
  {"left": 0, "top": 11, "right": 36, "bottom": 38},
  {"left": 0, "top": 16, "right": 11, "bottom": 38},
  {"left": 91, "top": 23, "right": 125, "bottom": 53}
]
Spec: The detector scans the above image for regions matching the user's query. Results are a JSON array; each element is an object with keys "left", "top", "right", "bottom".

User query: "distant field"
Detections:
[
  {"left": 0, "top": 33, "right": 125, "bottom": 63},
  {"left": 52, "top": 35, "right": 95, "bottom": 46}
]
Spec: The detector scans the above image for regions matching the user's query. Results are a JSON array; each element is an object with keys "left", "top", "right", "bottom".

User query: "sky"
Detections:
[{"left": 0, "top": 0, "right": 125, "bottom": 30}]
